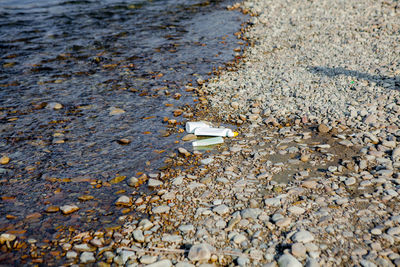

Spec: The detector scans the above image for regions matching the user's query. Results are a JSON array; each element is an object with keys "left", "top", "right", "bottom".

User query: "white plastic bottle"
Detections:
[
  {"left": 185, "top": 122, "right": 210, "bottom": 133},
  {"left": 194, "top": 127, "right": 238, "bottom": 137},
  {"left": 192, "top": 137, "right": 224, "bottom": 147}
]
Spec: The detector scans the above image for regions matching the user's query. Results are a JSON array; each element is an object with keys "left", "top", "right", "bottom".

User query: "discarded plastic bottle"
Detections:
[
  {"left": 194, "top": 127, "right": 238, "bottom": 137},
  {"left": 192, "top": 137, "right": 224, "bottom": 146},
  {"left": 185, "top": 122, "right": 210, "bottom": 133}
]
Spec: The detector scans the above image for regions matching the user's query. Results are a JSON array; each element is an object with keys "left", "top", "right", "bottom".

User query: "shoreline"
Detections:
[{"left": 2, "top": 0, "right": 400, "bottom": 266}]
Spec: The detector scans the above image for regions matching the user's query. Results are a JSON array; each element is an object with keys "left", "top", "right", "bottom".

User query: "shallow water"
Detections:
[{"left": 0, "top": 0, "right": 247, "bottom": 259}]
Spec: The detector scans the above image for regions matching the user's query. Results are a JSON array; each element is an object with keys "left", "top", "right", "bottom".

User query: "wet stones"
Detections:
[
  {"left": 0, "top": 233, "right": 16, "bottom": 244},
  {"left": 109, "top": 107, "right": 125, "bottom": 115},
  {"left": 127, "top": 177, "right": 139, "bottom": 187},
  {"left": 46, "top": 102, "right": 63, "bottom": 110},
  {"left": 60, "top": 204, "right": 79, "bottom": 215},
  {"left": 0, "top": 156, "right": 10, "bottom": 165},
  {"left": 182, "top": 134, "right": 197, "bottom": 141},
  {"left": 45, "top": 206, "right": 60, "bottom": 213},
  {"left": 178, "top": 147, "right": 191, "bottom": 157},
  {"left": 115, "top": 196, "right": 132, "bottom": 206}
]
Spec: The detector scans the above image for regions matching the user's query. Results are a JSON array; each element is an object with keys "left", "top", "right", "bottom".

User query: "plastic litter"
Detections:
[
  {"left": 185, "top": 122, "right": 211, "bottom": 133},
  {"left": 192, "top": 137, "right": 224, "bottom": 147},
  {"left": 194, "top": 127, "right": 237, "bottom": 137},
  {"left": 185, "top": 121, "right": 238, "bottom": 137}
]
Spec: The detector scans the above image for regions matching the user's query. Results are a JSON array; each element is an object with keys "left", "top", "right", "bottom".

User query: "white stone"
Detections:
[
  {"left": 265, "top": 198, "right": 281, "bottom": 207},
  {"left": 152, "top": 205, "right": 170, "bottom": 214},
  {"left": 80, "top": 252, "right": 95, "bottom": 264},
  {"left": 148, "top": 179, "right": 163, "bottom": 187},
  {"left": 288, "top": 206, "right": 306, "bottom": 215},
  {"left": 233, "top": 233, "right": 247, "bottom": 244},
  {"left": 292, "top": 230, "right": 315, "bottom": 243},
  {"left": 179, "top": 224, "right": 195, "bottom": 233},
  {"left": 306, "top": 258, "right": 320, "bottom": 267},
  {"left": 213, "top": 204, "right": 230, "bottom": 215},
  {"left": 188, "top": 243, "right": 213, "bottom": 262},
  {"left": 146, "top": 259, "right": 172, "bottom": 267},
  {"left": 115, "top": 195, "right": 131, "bottom": 206},
  {"left": 200, "top": 157, "right": 214, "bottom": 165},
  {"left": 345, "top": 177, "right": 356, "bottom": 186},
  {"left": 162, "top": 234, "right": 182, "bottom": 243},
  {"left": 278, "top": 254, "right": 302, "bottom": 267},
  {"left": 66, "top": 251, "right": 78, "bottom": 259},
  {"left": 175, "top": 262, "right": 195, "bottom": 267},
  {"left": 140, "top": 255, "right": 158, "bottom": 264},
  {"left": 387, "top": 227, "right": 400, "bottom": 236},
  {"left": 119, "top": 250, "right": 135, "bottom": 264},
  {"left": 133, "top": 229, "right": 145, "bottom": 242}
]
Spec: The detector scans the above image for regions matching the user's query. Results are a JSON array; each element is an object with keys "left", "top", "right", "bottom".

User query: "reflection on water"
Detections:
[{"left": 0, "top": 0, "right": 247, "bottom": 259}]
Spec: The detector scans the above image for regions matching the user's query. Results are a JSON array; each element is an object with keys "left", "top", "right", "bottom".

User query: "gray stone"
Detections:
[
  {"left": 213, "top": 204, "right": 230, "bottom": 215},
  {"left": 146, "top": 259, "right": 172, "bottom": 267},
  {"left": 292, "top": 230, "right": 314, "bottom": 243},
  {"left": 237, "top": 256, "right": 250, "bottom": 266},
  {"left": 278, "top": 254, "right": 302, "bottom": 267},
  {"left": 140, "top": 255, "right": 157, "bottom": 264},
  {"left": 179, "top": 224, "right": 195, "bottom": 233},
  {"left": 175, "top": 262, "right": 195, "bottom": 267},
  {"left": 66, "top": 251, "right": 78, "bottom": 259},
  {"left": 241, "top": 208, "right": 262, "bottom": 220},
  {"left": 233, "top": 233, "right": 247, "bottom": 244},
  {"left": 265, "top": 198, "right": 281, "bottom": 207},
  {"left": 200, "top": 157, "right": 214, "bottom": 165},
  {"left": 80, "top": 252, "right": 95, "bottom": 264},
  {"left": 339, "top": 140, "right": 353, "bottom": 147},
  {"left": 133, "top": 229, "right": 145, "bottom": 242},
  {"left": 360, "top": 259, "right": 377, "bottom": 267},
  {"left": 305, "top": 258, "right": 320, "bottom": 267},
  {"left": 345, "top": 177, "right": 356, "bottom": 186},
  {"left": 188, "top": 243, "right": 213, "bottom": 262},
  {"left": 119, "top": 250, "right": 136, "bottom": 264},
  {"left": 291, "top": 243, "right": 306, "bottom": 258},
  {"left": 152, "top": 205, "right": 170, "bottom": 214},
  {"left": 162, "top": 234, "right": 182, "bottom": 243},
  {"left": 148, "top": 179, "right": 163, "bottom": 187},
  {"left": 288, "top": 206, "right": 305, "bottom": 215},
  {"left": 387, "top": 227, "right": 400, "bottom": 236},
  {"left": 139, "top": 219, "right": 154, "bottom": 230}
]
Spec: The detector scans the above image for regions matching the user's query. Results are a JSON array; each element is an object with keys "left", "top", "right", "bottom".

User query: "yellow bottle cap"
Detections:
[{"left": 233, "top": 132, "right": 239, "bottom": 137}]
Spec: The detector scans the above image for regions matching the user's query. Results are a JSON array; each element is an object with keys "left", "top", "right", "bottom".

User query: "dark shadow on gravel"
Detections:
[{"left": 308, "top": 66, "right": 400, "bottom": 90}]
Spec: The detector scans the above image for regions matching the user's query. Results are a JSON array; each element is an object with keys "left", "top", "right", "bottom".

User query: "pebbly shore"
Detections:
[{"left": 2, "top": 0, "right": 400, "bottom": 266}]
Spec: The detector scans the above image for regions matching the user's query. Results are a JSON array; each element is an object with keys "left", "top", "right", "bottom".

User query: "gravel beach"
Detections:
[{"left": 2, "top": 0, "right": 399, "bottom": 266}]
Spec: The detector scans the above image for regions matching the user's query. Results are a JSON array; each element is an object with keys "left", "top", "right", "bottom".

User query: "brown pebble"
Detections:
[
  {"left": 0, "top": 156, "right": 10, "bottom": 165},
  {"left": 45, "top": 206, "right": 60, "bottom": 213},
  {"left": 318, "top": 124, "right": 330, "bottom": 133},
  {"left": 173, "top": 109, "right": 183, "bottom": 117},
  {"left": 117, "top": 138, "right": 131, "bottom": 145},
  {"left": 78, "top": 195, "right": 94, "bottom": 201},
  {"left": 182, "top": 134, "right": 197, "bottom": 141},
  {"left": 300, "top": 154, "right": 310, "bottom": 162},
  {"left": 60, "top": 205, "right": 79, "bottom": 215}
]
